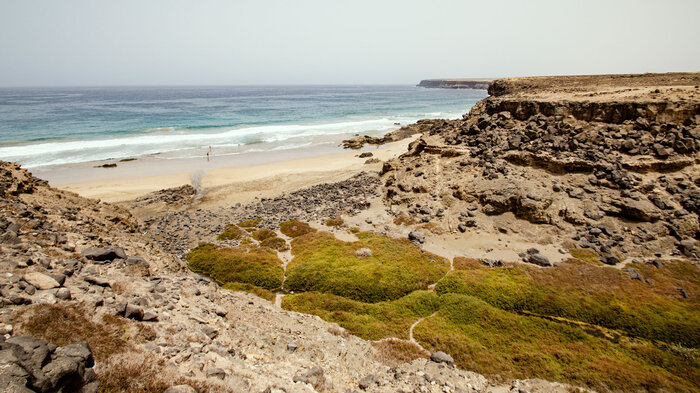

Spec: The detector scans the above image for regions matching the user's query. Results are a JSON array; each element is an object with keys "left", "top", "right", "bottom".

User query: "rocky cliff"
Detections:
[{"left": 384, "top": 72, "right": 700, "bottom": 263}]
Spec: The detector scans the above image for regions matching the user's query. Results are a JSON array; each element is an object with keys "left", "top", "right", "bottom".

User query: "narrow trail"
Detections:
[
  {"left": 409, "top": 312, "right": 438, "bottom": 352},
  {"left": 428, "top": 256, "right": 454, "bottom": 290},
  {"left": 274, "top": 232, "right": 293, "bottom": 308}
]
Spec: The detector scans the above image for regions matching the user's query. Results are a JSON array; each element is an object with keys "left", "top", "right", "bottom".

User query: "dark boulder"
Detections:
[
  {"left": 0, "top": 337, "right": 98, "bottom": 393},
  {"left": 80, "top": 246, "right": 127, "bottom": 262}
]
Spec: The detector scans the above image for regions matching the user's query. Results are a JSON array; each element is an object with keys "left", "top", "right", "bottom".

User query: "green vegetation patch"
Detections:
[
  {"left": 282, "top": 290, "right": 439, "bottom": 340},
  {"left": 285, "top": 231, "right": 449, "bottom": 302},
  {"left": 570, "top": 248, "right": 603, "bottom": 264},
  {"left": 223, "top": 282, "right": 276, "bottom": 302},
  {"left": 435, "top": 259, "right": 700, "bottom": 347},
  {"left": 252, "top": 228, "right": 277, "bottom": 241},
  {"left": 217, "top": 224, "right": 246, "bottom": 241},
  {"left": 238, "top": 218, "right": 262, "bottom": 228},
  {"left": 186, "top": 243, "right": 284, "bottom": 290},
  {"left": 413, "top": 294, "right": 699, "bottom": 393},
  {"left": 260, "top": 236, "right": 289, "bottom": 251},
  {"left": 279, "top": 219, "right": 316, "bottom": 237}
]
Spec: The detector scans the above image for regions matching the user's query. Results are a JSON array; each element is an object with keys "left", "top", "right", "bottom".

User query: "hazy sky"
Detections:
[{"left": 0, "top": 0, "right": 698, "bottom": 86}]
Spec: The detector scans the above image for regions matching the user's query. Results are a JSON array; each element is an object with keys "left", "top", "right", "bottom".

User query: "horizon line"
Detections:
[{"left": 0, "top": 82, "right": 435, "bottom": 89}]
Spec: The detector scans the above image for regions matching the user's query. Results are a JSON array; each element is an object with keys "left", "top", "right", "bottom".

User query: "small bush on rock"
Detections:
[
  {"left": 279, "top": 219, "right": 316, "bottom": 237},
  {"left": 260, "top": 236, "right": 289, "bottom": 251},
  {"left": 217, "top": 225, "right": 246, "bottom": 241},
  {"left": 252, "top": 228, "right": 277, "bottom": 241}
]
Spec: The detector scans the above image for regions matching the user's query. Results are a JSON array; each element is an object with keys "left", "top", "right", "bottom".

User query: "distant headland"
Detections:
[{"left": 417, "top": 78, "right": 493, "bottom": 89}]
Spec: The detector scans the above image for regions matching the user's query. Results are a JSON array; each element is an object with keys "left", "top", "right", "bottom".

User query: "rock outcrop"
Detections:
[
  {"left": 0, "top": 336, "right": 98, "bottom": 393},
  {"left": 383, "top": 73, "right": 700, "bottom": 263}
]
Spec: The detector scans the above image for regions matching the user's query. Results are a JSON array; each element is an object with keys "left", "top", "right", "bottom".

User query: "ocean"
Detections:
[{"left": 0, "top": 85, "right": 486, "bottom": 168}]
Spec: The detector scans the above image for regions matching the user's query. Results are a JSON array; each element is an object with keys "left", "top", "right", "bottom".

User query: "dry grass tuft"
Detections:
[
  {"left": 13, "top": 303, "right": 129, "bottom": 361},
  {"left": 325, "top": 217, "right": 344, "bottom": 227},
  {"left": 372, "top": 339, "right": 428, "bottom": 366},
  {"left": 97, "top": 351, "right": 235, "bottom": 393},
  {"left": 452, "top": 257, "right": 482, "bottom": 270},
  {"left": 393, "top": 213, "right": 417, "bottom": 226},
  {"left": 111, "top": 280, "right": 132, "bottom": 295}
]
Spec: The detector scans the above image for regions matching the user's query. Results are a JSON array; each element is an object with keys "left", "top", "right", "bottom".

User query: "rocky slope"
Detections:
[
  {"left": 383, "top": 72, "right": 700, "bottom": 264},
  {"left": 0, "top": 162, "right": 584, "bottom": 392}
]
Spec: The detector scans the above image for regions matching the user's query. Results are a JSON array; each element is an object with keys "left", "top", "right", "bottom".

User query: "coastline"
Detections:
[{"left": 49, "top": 136, "right": 418, "bottom": 204}]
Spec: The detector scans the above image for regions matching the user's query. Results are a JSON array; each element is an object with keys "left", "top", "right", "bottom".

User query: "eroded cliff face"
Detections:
[{"left": 383, "top": 73, "right": 700, "bottom": 263}]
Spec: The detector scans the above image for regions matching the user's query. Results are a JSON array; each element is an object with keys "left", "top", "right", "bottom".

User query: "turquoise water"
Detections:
[{"left": 0, "top": 85, "right": 486, "bottom": 168}]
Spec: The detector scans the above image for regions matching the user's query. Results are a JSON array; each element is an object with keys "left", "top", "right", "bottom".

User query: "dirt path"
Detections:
[{"left": 409, "top": 312, "right": 438, "bottom": 352}]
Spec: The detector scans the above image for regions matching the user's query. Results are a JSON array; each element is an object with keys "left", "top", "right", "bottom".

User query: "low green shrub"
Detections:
[
  {"left": 252, "top": 228, "right": 277, "bottom": 241},
  {"left": 282, "top": 290, "right": 440, "bottom": 340},
  {"left": 238, "top": 218, "right": 262, "bottom": 228},
  {"left": 413, "top": 293, "right": 699, "bottom": 393},
  {"left": 570, "top": 248, "right": 602, "bottom": 264},
  {"left": 279, "top": 219, "right": 316, "bottom": 237},
  {"left": 217, "top": 225, "right": 246, "bottom": 240},
  {"left": 260, "top": 236, "right": 289, "bottom": 251},
  {"left": 186, "top": 243, "right": 284, "bottom": 290},
  {"left": 435, "top": 259, "right": 700, "bottom": 347},
  {"left": 285, "top": 231, "right": 449, "bottom": 302}
]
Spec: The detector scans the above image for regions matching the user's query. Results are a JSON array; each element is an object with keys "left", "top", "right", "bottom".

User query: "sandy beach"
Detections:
[{"left": 46, "top": 136, "right": 417, "bottom": 205}]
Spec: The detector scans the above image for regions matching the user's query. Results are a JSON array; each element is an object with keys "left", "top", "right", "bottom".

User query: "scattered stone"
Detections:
[
  {"left": 354, "top": 248, "right": 373, "bottom": 258},
  {"left": 81, "top": 246, "right": 127, "bottom": 262},
  {"left": 142, "top": 311, "right": 158, "bottom": 322},
  {"left": 430, "top": 351, "right": 454, "bottom": 366},
  {"left": 623, "top": 267, "right": 642, "bottom": 281},
  {"left": 55, "top": 287, "right": 72, "bottom": 300},
  {"left": 201, "top": 326, "right": 218, "bottom": 339},
  {"left": 358, "top": 374, "right": 377, "bottom": 390},
  {"left": 124, "top": 303, "right": 144, "bottom": 321},
  {"left": 23, "top": 272, "right": 60, "bottom": 290},
  {"left": 0, "top": 337, "right": 98, "bottom": 393},
  {"left": 526, "top": 253, "right": 552, "bottom": 267},
  {"left": 287, "top": 342, "right": 299, "bottom": 352},
  {"left": 293, "top": 366, "right": 330, "bottom": 391},
  {"left": 408, "top": 231, "right": 425, "bottom": 244},
  {"left": 204, "top": 367, "right": 226, "bottom": 380},
  {"left": 84, "top": 276, "right": 110, "bottom": 287}
]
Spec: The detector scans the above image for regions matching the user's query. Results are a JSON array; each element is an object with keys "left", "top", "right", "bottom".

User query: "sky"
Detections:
[{"left": 0, "top": 0, "right": 698, "bottom": 86}]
